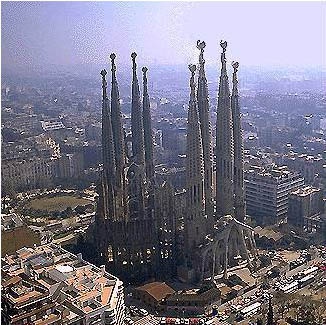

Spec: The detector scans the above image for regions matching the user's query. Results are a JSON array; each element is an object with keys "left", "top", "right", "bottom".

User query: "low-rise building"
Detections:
[
  {"left": 165, "top": 285, "right": 221, "bottom": 317},
  {"left": 1, "top": 243, "right": 125, "bottom": 325},
  {"left": 134, "top": 282, "right": 175, "bottom": 311}
]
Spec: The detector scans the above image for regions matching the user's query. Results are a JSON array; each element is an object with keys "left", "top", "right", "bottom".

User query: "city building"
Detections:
[
  {"left": 288, "top": 186, "right": 324, "bottom": 227},
  {"left": 1, "top": 135, "right": 60, "bottom": 190},
  {"left": 278, "top": 152, "right": 324, "bottom": 184},
  {"left": 58, "top": 151, "right": 84, "bottom": 179},
  {"left": 245, "top": 165, "right": 304, "bottom": 223},
  {"left": 1, "top": 243, "right": 125, "bottom": 325},
  {"left": 134, "top": 282, "right": 175, "bottom": 311}
]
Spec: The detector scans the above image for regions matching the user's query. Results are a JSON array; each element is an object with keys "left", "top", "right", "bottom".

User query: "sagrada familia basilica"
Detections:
[{"left": 92, "top": 40, "right": 258, "bottom": 284}]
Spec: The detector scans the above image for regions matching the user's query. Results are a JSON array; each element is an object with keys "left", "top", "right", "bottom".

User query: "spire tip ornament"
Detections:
[
  {"left": 131, "top": 52, "right": 137, "bottom": 60},
  {"left": 110, "top": 53, "right": 116, "bottom": 61},
  {"left": 142, "top": 66, "right": 148, "bottom": 74},
  {"left": 188, "top": 64, "right": 196, "bottom": 74},
  {"left": 232, "top": 61, "right": 239, "bottom": 71},
  {"left": 197, "top": 40, "right": 206, "bottom": 52},
  {"left": 100, "top": 69, "right": 107, "bottom": 77},
  {"left": 220, "top": 40, "right": 227, "bottom": 52}
]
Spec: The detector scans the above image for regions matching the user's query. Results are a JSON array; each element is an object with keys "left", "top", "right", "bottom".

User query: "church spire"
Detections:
[
  {"left": 196, "top": 40, "right": 213, "bottom": 219},
  {"left": 100, "top": 69, "right": 116, "bottom": 219},
  {"left": 101, "top": 69, "right": 116, "bottom": 180},
  {"left": 142, "top": 66, "right": 155, "bottom": 182},
  {"left": 215, "top": 40, "right": 235, "bottom": 217},
  {"left": 131, "top": 52, "right": 145, "bottom": 166},
  {"left": 231, "top": 61, "right": 245, "bottom": 221},
  {"left": 110, "top": 53, "right": 126, "bottom": 185},
  {"left": 185, "top": 64, "right": 205, "bottom": 253}
]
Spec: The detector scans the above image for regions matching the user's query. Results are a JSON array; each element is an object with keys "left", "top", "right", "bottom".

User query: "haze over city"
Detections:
[{"left": 2, "top": 1, "right": 326, "bottom": 73}]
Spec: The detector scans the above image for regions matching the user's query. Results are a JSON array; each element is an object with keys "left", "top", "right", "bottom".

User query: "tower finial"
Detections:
[
  {"left": 232, "top": 61, "right": 239, "bottom": 95},
  {"left": 232, "top": 61, "right": 239, "bottom": 72},
  {"left": 131, "top": 52, "right": 137, "bottom": 70},
  {"left": 197, "top": 40, "right": 206, "bottom": 53},
  {"left": 142, "top": 66, "right": 148, "bottom": 84},
  {"left": 100, "top": 69, "right": 107, "bottom": 77},
  {"left": 100, "top": 69, "right": 108, "bottom": 99},
  {"left": 110, "top": 53, "right": 116, "bottom": 72},
  {"left": 197, "top": 40, "right": 206, "bottom": 66},
  {"left": 220, "top": 40, "right": 228, "bottom": 74},
  {"left": 142, "top": 67, "right": 148, "bottom": 97},
  {"left": 220, "top": 41, "right": 228, "bottom": 66},
  {"left": 220, "top": 40, "right": 227, "bottom": 52}
]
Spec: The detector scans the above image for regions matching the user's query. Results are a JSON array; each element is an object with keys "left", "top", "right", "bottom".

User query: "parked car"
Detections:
[{"left": 139, "top": 308, "right": 149, "bottom": 316}]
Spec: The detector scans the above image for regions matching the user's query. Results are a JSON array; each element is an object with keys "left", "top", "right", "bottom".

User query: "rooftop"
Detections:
[
  {"left": 136, "top": 281, "right": 175, "bottom": 302},
  {"left": 2, "top": 243, "right": 121, "bottom": 319},
  {"left": 290, "top": 185, "right": 321, "bottom": 197}
]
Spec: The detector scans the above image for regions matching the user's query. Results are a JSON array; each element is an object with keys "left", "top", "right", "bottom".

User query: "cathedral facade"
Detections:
[{"left": 93, "top": 41, "right": 257, "bottom": 284}]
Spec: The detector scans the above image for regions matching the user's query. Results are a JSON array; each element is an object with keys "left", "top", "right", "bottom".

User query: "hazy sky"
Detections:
[{"left": 2, "top": 1, "right": 326, "bottom": 71}]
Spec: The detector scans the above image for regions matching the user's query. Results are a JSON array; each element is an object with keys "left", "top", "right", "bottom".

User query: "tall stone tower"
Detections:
[
  {"left": 131, "top": 52, "right": 145, "bottom": 166},
  {"left": 129, "top": 53, "right": 145, "bottom": 220},
  {"left": 231, "top": 62, "right": 245, "bottom": 221},
  {"left": 215, "top": 41, "right": 235, "bottom": 217},
  {"left": 142, "top": 67, "right": 155, "bottom": 183},
  {"left": 184, "top": 64, "right": 206, "bottom": 254},
  {"left": 196, "top": 40, "right": 214, "bottom": 219},
  {"left": 110, "top": 53, "right": 126, "bottom": 187},
  {"left": 100, "top": 69, "right": 116, "bottom": 220},
  {"left": 110, "top": 54, "right": 128, "bottom": 221}
]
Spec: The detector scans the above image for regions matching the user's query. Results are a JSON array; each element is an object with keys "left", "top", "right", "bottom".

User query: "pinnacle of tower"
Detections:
[
  {"left": 110, "top": 53, "right": 116, "bottom": 66},
  {"left": 219, "top": 40, "right": 230, "bottom": 97},
  {"left": 185, "top": 63, "right": 205, "bottom": 250},
  {"left": 100, "top": 69, "right": 108, "bottom": 99},
  {"left": 131, "top": 52, "right": 138, "bottom": 81},
  {"left": 197, "top": 40, "right": 206, "bottom": 70},
  {"left": 110, "top": 53, "right": 126, "bottom": 178},
  {"left": 101, "top": 69, "right": 116, "bottom": 178},
  {"left": 100, "top": 69, "right": 116, "bottom": 219},
  {"left": 216, "top": 40, "right": 235, "bottom": 217},
  {"left": 196, "top": 40, "right": 213, "bottom": 218},
  {"left": 231, "top": 60, "right": 245, "bottom": 221},
  {"left": 187, "top": 63, "right": 202, "bottom": 160},
  {"left": 142, "top": 66, "right": 155, "bottom": 182},
  {"left": 131, "top": 52, "right": 145, "bottom": 166},
  {"left": 232, "top": 61, "right": 239, "bottom": 96}
]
